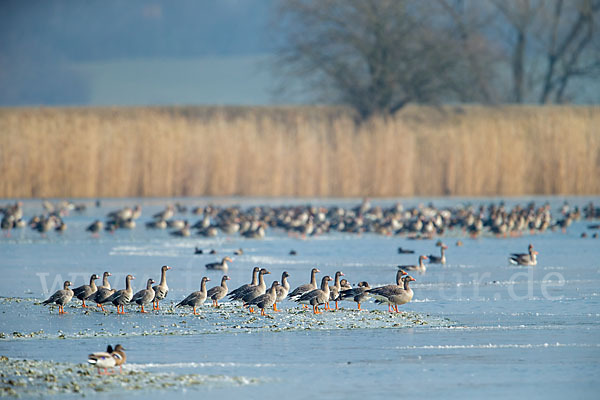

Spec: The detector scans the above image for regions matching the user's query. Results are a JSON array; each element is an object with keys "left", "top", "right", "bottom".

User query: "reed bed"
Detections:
[{"left": 0, "top": 105, "right": 598, "bottom": 198}]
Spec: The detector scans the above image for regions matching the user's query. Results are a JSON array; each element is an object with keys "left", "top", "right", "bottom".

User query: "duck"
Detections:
[
  {"left": 400, "top": 255, "right": 429, "bottom": 273},
  {"left": 194, "top": 247, "right": 204, "bottom": 254},
  {"left": 339, "top": 281, "right": 371, "bottom": 310},
  {"left": 207, "top": 275, "right": 230, "bottom": 307},
  {"left": 233, "top": 248, "right": 244, "bottom": 256},
  {"left": 72, "top": 274, "right": 99, "bottom": 308},
  {"left": 367, "top": 275, "right": 415, "bottom": 313},
  {"left": 296, "top": 276, "right": 332, "bottom": 314},
  {"left": 111, "top": 344, "right": 127, "bottom": 373},
  {"left": 397, "top": 247, "right": 415, "bottom": 254},
  {"left": 328, "top": 271, "right": 345, "bottom": 310},
  {"left": 509, "top": 244, "right": 538, "bottom": 266},
  {"left": 152, "top": 265, "right": 171, "bottom": 310},
  {"left": 228, "top": 267, "right": 260, "bottom": 299},
  {"left": 131, "top": 278, "right": 156, "bottom": 313},
  {"left": 427, "top": 245, "right": 447, "bottom": 264},
  {"left": 107, "top": 274, "right": 135, "bottom": 314},
  {"left": 287, "top": 268, "right": 320, "bottom": 301},
  {"left": 42, "top": 281, "right": 74, "bottom": 314},
  {"left": 246, "top": 281, "right": 279, "bottom": 316},
  {"left": 176, "top": 276, "right": 210, "bottom": 315},
  {"left": 88, "top": 345, "right": 117, "bottom": 375},
  {"left": 205, "top": 256, "right": 233, "bottom": 271},
  {"left": 274, "top": 271, "right": 290, "bottom": 312}
]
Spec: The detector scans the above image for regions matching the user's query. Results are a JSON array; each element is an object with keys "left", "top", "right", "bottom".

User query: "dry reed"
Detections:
[{"left": 1, "top": 105, "right": 598, "bottom": 198}]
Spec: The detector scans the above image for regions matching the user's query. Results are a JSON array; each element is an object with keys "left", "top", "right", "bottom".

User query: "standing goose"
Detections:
[
  {"left": 86, "top": 273, "right": 114, "bottom": 312},
  {"left": 509, "top": 244, "right": 538, "bottom": 266},
  {"left": 274, "top": 271, "right": 290, "bottom": 312},
  {"left": 205, "top": 256, "right": 233, "bottom": 271},
  {"left": 207, "top": 275, "right": 230, "bottom": 307},
  {"left": 240, "top": 269, "right": 271, "bottom": 310},
  {"left": 108, "top": 274, "right": 135, "bottom": 314},
  {"left": 328, "top": 271, "right": 345, "bottom": 310},
  {"left": 427, "top": 245, "right": 447, "bottom": 264},
  {"left": 400, "top": 255, "right": 429, "bottom": 273},
  {"left": 228, "top": 267, "right": 260, "bottom": 299},
  {"left": 131, "top": 278, "right": 156, "bottom": 313},
  {"left": 339, "top": 281, "right": 371, "bottom": 310},
  {"left": 176, "top": 276, "right": 210, "bottom": 315},
  {"left": 246, "top": 281, "right": 279, "bottom": 316},
  {"left": 152, "top": 265, "right": 171, "bottom": 310},
  {"left": 363, "top": 270, "right": 407, "bottom": 312},
  {"left": 97, "top": 271, "right": 112, "bottom": 290},
  {"left": 367, "top": 275, "right": 416, "bottom": 313},
  {"left": 72, "top": 274, "right": 99, "bottom": 308},
  {"left": 287, "top": 268, "right": 320, "bottom": 300},
  {"left": 42, "top": 281, "right": 74, "bottom": 314},
  {"left": 296, "top": 276, "right": 332, "bottom": 314}
]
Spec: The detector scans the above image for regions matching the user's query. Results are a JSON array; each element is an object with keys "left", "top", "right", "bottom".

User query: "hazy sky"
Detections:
[{"left": 0, "top": 0, "right": 289, "bottom": 106}]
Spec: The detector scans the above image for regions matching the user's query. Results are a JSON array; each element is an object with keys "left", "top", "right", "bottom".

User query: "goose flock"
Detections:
[
  {"left": 2, "top": 199, "right": 599, "bottom": 239},
  {"left": 41, "top": 242, "right": 538, "bottom": 317}
]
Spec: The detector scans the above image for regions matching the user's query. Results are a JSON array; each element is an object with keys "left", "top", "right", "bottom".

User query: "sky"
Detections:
[{"left": 0, "top": 0, "right": 290, "bottom": 106}]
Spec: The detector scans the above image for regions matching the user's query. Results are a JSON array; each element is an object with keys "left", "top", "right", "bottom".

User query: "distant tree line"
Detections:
[{"left": 273, "top": 0, "right": 600, "bottom": 119}]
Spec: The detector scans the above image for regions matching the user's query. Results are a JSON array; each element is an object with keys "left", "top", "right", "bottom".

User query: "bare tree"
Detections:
[
  {"left": 273, "top": 0, "right": 478, "bottom": 119},
  {"left": 272, "top": 0, "right": 600, "bottom": 114},
  {"left": 491, "top": 0, "right": 600, "bottom": 103}
]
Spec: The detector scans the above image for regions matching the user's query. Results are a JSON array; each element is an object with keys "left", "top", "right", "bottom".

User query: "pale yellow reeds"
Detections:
[{"left": 1, "top": 105, "right": 598, "bottom": 198}]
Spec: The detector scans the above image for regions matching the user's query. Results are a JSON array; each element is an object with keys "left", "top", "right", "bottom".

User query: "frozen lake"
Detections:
[{"left": 1, "top": 197, "right": 599, "bottom": 399}]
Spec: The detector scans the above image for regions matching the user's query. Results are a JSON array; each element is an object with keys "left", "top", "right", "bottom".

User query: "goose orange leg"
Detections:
[
  {"left": 82, "top": 299, "right": 88, "bottom": 308},
  {"left": 335, "top": 300, "right": 339, "bottom": 310},
  {"left": 388, "top": 304, "right": 393, "bottom": 313},
  {"left": 98, "top": 304, "right": 106, "bottom": 312},
  {"left": 261, "top": 308, "right": 266, "bottom": 316},
  {"left": 394, "top": 305, "right": 399, "bottom": 313},
  {"left": 357, "top": 303, "right": 361, "bottom": 310},
  {"left": 273, "top": 302, "right": 280, "bottom": 312},
  {"left": 140, "top": 305, "right": 147, "bottom": 313},
  {"left": 193, "top": 306, "right": 199, "bottom": 315}
]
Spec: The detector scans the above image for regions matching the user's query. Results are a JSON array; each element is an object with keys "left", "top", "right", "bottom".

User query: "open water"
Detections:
[{"left": 0, "top": 197, "right": 598, "bottom": 399}]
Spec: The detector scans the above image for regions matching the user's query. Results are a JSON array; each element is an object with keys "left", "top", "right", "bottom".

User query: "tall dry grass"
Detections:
[{"left": 1, "top": 105, "right": 598, "bottom": 198}]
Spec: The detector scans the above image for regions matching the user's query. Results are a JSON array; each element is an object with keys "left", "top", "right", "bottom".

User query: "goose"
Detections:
[
  {"left": 176, "top": 277, "right": 210, "bottom": 315},
  {"left": 274, "top": 271, "right": 290, "bottom": 312},
  {"left": 328, "top": 271, "right": 345, "bottom": 310},
  {"left": 296, "top": 276, "right": 332, "bottom": 314},
  {"left": 400, "top": 255, "right": 429, "bottom": 273},
  {"left": 205, "top": 256, "right": 233, "bottom": 271},
  {"left": 131, "top": 278, "right": 156, "bottom": 313},
  {"left": 72, "top": 274, "right": 99, "bottom": 308},
  {"left": 239, "top": 269, "right": 271, "bottom": 310},
  {"left": 152, "top": 265, "right": 171, "bottom": 310},
  {"left": 107, "top": 274, "right": 135, "bottom": 314},
  {"left": 287, "top": 268, "right": 320, "bottom": 300},
  {"left": 368, "top": 275, "right": 415, "bottom": 313},
  {"left": 246, "top": 281, "right": 279, "bottom": 316},
  {"left": 339, "top": 281, "right": 371, "bottom": 310},
  {"left": 207, "top": 275, "right": 230, "bottom": 307},
  {"left": 42, "top": 281, "right": 74, "bottom": 314},
  {"left": 228, "top": 267, "right": 260, "bottom": 299},
  {"left": 86, "top": 273, "right": 114, "bottom": 312},
  {"left": 427, "top": 245, "right": 447, "bottom": 264},
  {"left": 509, "top": 244, "right": 538, "bottom": 266}
]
